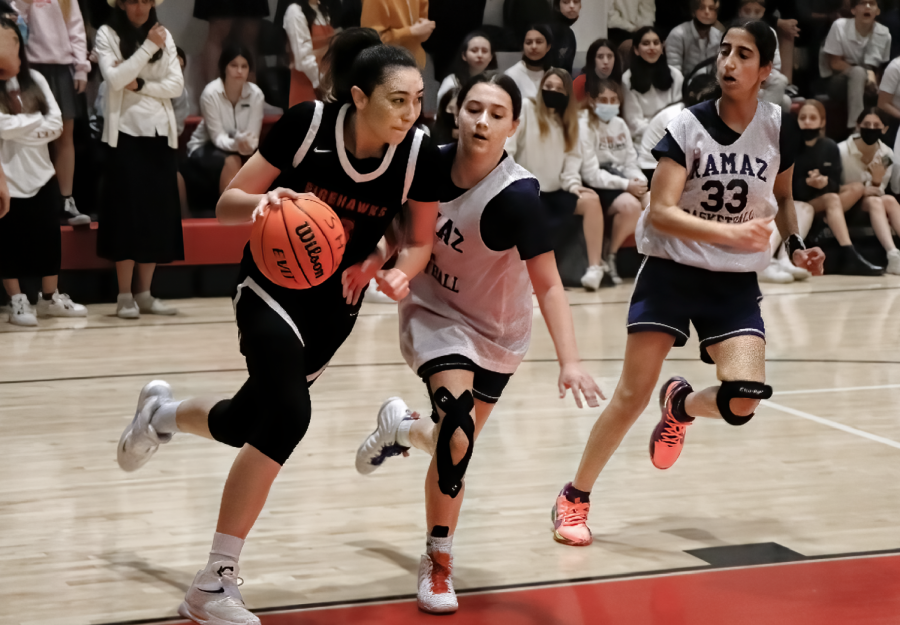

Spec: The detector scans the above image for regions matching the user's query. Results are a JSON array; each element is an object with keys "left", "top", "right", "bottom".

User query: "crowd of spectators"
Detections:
[{"left": 1, "top": 0, "right": 900, "bottom": 326}]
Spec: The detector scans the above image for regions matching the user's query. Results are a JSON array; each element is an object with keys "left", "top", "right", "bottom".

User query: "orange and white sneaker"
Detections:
[
  {"left": 551, "top": 483, "right": 592, "bottom": 546},
  {"left": 417, "top": 552, "right": 457, "bottom": 614},
  {"left": 650, "top": 376, "right": 694, "bottom": 470}
]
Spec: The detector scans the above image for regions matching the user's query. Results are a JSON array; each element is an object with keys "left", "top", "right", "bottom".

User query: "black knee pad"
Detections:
[
  {"left": 248, "top": 393, "right": 312, "bottom": 465},
  {"left": 432, "top": 387, "right": 475, "bottom": 499},
  {"left": 716, "top": 381, "right": 772, "bottom": 426}
]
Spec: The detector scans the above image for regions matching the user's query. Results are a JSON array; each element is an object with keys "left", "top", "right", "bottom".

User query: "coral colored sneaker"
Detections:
[
  {"left": 650, "top": 377, "right": 694, "bottom": 470},
  {"left": 551, "top": 483, "right": 592, "bottom": 546},
  {"left": 417, "top": 552, "right": 457, "bottom": 614}
]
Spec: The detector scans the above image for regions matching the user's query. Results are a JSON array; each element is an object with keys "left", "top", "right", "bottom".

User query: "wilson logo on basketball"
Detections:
[{"left": 295, "top": 222, "right": 324, "bottom": 279}]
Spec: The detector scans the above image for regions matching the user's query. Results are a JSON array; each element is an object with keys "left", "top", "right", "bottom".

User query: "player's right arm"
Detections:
[
  {"left": 216, "top": 153, "right": 305, "bottom": 224},
  {"left": 648, "top": 157, "right": 773, "bottom": 253}
]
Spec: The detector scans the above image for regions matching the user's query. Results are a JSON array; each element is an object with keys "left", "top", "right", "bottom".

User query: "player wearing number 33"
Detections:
[{"left": 549, "top": 21, "right": 826, "bottom": 547}]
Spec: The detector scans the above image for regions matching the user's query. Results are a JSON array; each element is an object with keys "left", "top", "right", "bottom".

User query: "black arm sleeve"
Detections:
[
  {"left": 406, "top": 133, "right": 443, "bottom": 203},
  {"left": 480, "top": 178, "right": 554, "bottom": 260},
  {"left": 651, "top": 130, "right": 686, "bottom": 168},
  {"left": 258, "top": 102, "right": 317, "bottom": 171},
  {"left": 779, "top": 111, "right": 800, "bottom": 173}
]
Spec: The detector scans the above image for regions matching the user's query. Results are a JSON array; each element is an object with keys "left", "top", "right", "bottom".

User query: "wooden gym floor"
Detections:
[{"left": 1, "top": 275, "right": 899, "bottom": 625}]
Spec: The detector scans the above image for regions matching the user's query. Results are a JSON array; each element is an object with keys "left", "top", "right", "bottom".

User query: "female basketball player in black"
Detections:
[{"left": 114, "top": 29, "right": 440, "bottom": 625}]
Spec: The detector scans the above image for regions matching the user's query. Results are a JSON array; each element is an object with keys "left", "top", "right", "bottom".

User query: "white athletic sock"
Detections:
[
  {"left": 396, "top": 417, "right": 413, "bottom": 447},
  {"left": 151, "top": 400, "right": 182, "bottom": 434},
  {"left": 426, "top": 533, "right": 453, "bottom": 555},
  {"left": 207, "top": 532, "right": 244, "bottom": 569}
]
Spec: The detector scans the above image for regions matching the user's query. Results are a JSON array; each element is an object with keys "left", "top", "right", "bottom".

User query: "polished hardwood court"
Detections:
[{"left": 1, "top": 275, "right": 899, "bottom": 625}]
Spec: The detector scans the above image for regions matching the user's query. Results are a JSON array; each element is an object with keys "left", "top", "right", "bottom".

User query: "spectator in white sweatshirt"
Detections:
[
  {"left": 621, "top": 26, "right": 683, "bottom": 146},
  {"left": 186, "top": 44, "right": 264, "bottom": 200},
  {"left": 283, "top": 0, "right": 334, "bottom": 106},
  {"left": 437, "top": 30, "right": 496, "bottom": 106},
  {"left": 506, "top": 68, "right": 607, "bottom": 290},
  {"left": 14, "top": 0, "right": 92, "bottom": 226},
  {"left": 665, "top": 0, "right": 722, "bottom": 79},
  {"left": 579, "top": 78, "right": 646, "bottom": 285},
  {"left": 504, "top": 23, "right": 553, "bottom": 102},
  {"left": 0, "top": 16, "right": 86, "bottom": 326},
  {"left": 95, "top": 0, "right": 184, "bottom": 319}
]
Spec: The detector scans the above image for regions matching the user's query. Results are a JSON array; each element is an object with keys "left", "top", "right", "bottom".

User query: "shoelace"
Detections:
[
  {"left": 56, "top": 294, "right": 75, "bottom": 309},
  {"left": 429, "top": 555, "right": 452, "bottom": 594},
  {"left": 659, "top": 416, "right": 687, "bottom": 447},
  {"left": 560, "top": 501, "right": 589, "bottom": 526}
]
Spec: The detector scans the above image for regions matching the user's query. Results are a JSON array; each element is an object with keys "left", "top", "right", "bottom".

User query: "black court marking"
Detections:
[
  {"left": 686, "top": 542, "right": 807, "bottom": 566},
  {"left": 94, "top": 545, "right": 900, "bottom": 625}
]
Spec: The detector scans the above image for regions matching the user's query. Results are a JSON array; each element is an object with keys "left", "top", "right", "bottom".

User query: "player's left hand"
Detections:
[
  {"left": 792, "top": 246, "right": 826, "bottom": 276},
  {"left": 558, "top": 362, "right": 605, "bottom": 408},
  {"left": 341, "top": 256, "right": 381, "bottom": 306},
  {"left": 374, "top": 268, "right": 410, "bottom": 301}
]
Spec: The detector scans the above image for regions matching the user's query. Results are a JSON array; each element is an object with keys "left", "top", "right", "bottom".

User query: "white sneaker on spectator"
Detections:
[
  {"left": 758, "top": 260, "right": 794, "bottom": 283},
  {"left": 366, "top": 278, "right": 396, "bottom": 304},
  {"left": 8, "top": 293, "right": 37, "bottom": 326},
  {"left": 63, "top": 197, "right": 91, "bottom": 226},
  {"left": 117, "top": 294, "right": 140, "bottom": 319},
  {"left": 887, "top": 250, "right": 900, "bottom": 275},
  {"left": 778, "top": 256, "right": 811, "bottom": 281},
  {"left": 580, "top": 265, "right": 604, "bottom": 291},
  {"left": 606, "top": 254, "right": 623, "bottom": 285},
  {"left": 37, "top": 291, "right": 88, "bottom": 318},
  {"left": 135, "top": 291, "right": 177, "bottom": 315}
]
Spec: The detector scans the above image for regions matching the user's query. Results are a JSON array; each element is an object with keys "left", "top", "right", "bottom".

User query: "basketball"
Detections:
[{"left": 250, "top": 196, "right": 345, "bottom": 289}]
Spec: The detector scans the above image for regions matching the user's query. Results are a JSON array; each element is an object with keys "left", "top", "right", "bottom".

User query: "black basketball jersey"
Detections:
[{"left": 249, "top": 100, "right": 440, "bottom": 292}]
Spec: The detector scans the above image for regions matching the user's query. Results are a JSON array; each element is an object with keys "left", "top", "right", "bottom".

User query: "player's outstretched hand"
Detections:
[
  {"left": 250, "top": 188, "right": 313, "bottom": 223},
  {"left": 342, "top": 256, "right": 381, "bottom": 306},
  {"left": 793, "top": 246, "right": 826, "bottom": 276},
  {"left": 375, "top": 268, "right": 410, "bottom": 301},
  {"left": 728, "top": 217, "right": 775, "bottom": 253},
  {"left": 558, "top": 362, "right": 605, "bottom": 409}
]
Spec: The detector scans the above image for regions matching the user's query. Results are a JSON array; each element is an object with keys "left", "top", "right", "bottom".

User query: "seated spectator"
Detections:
[
  {"left": 606, "top": 0, "right": 654, "bottom": 52},
  {"left": 838, "top": 107, "right": 900, "bottom": 274},
  {"left": 186, "top": 45, "right": 264, "bottom": 199},
  {"left": 820, "top": 0, "right": 891, "bottom": 129},
  {"left": 877, "top": 54, "right": 900, "bottom": 149},
  {"left": 573, "top": 38, "right": 622, "bottom": 103},
  {"left": 666, "top": 0, "right": 722, "bottom": 79},
  {"left": 579, "top": 79, "right": 646, "bottom": 285},
  {"left": 504, "top": 24, "right": 553, "bottom": 101},
  {"left": 437, "top": 31, "right": 496, "bottom": 105},
  {"left": 550, "top": 0, "right": 579, "bottom": 75},
  {"left": 17, "top": 0, "right": 93, "bottom": 227},
  {"left": 431, "top": 87, "right": 459, "bottom": 146},
  {"left": 793, "top": 99, "right": 881, "bottom": 276},
  {"left": 737, "top": 0, "right": 789, "bottom": 110},
  {"left": 621, "top": 26, "right": 683, "bottom": 145},
  {"left": 505, "top": 68, "right": 607, "bottom": 290},
  {"left": 284, "top": 0, "right": 335, "bottom": 106},
  {"left": 637, "top": 71, "right": 717, "bottom": 183},
  {"left": 0, "top": 16, "right": 86, "bottom": 326},
  {"left": 95, "top": 0, "right": 184, "bottom": 319}
]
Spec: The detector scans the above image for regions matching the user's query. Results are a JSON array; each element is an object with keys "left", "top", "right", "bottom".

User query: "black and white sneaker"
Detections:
[
  {"left": 178, "top": 560, "right": 260, "bottom": 625},
  {"left": 63, "top": 197, "right": 91, "bottom": 226},
  {"left": 355, "top": 397, "right": 412, "bottom": 475}
]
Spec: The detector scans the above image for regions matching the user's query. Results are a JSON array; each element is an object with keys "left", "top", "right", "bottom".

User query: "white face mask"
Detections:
[{"left": 593, "top": 102, "right": 619, "bottom": 122}]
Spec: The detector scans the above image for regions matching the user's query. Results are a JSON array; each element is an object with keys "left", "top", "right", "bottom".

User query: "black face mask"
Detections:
[
  {"left": 800, "top": 127, "right": 820, "bottom": 142},
  {"left": 542, "top": 89, "right": 569, "bottom": 112},
  {"left": 523, "top": 51, "right": 550, "bottom": 69},
  {"left": 860, "top": 127, "right": 882, "bottom": 145}
]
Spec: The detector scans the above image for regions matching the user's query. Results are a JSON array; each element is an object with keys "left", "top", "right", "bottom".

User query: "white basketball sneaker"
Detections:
[
  {"left": 580, "top": 264, "right": 605, "bottom": 291},
  {"left": 417, "top": 552, "right": 458, "bottom": 614},
  {"left": 117, "top": 380, "right": 174, "bottom": 472},
  {"left": 355, "top": 397, "right": 413, "bottom": 475},
  {"left": 179, "top": 560, "right": 260, "bottom": 625}
]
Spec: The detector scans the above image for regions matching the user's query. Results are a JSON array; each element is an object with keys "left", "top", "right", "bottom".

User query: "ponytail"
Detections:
[{"left": 322, "top": 27, "right": 418, "bottom": 104}]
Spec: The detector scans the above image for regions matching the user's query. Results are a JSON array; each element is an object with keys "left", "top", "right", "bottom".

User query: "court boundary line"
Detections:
[
  {"left": 761, "top": 399, "right": 900, "bottom": 449},
  {"left": 95, "top": 547, "right": 900, "bottom": 625}
]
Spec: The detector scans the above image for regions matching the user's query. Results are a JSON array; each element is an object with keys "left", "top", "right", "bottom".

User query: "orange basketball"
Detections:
[{"left": 250, "top": 197, "right": 345, "bottom": 289}]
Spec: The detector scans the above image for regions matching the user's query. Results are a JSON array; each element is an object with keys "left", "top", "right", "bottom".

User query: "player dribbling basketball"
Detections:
[
  {"left": 550, "top": 21, "right": 826, "bottom": 547},
  {"left": 113, "top": 29, "right": 440, "bottom": 625},
  {"left": 354, "top": 74, "right": 604, "bottom": 613}
]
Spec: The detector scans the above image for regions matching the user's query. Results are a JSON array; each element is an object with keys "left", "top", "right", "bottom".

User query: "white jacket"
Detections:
[
  {"left": 607, "top": 0, "right": 654, "bottom": 32},
  {"left": 94, "top": 25, "right": 183, "bottom": 149},
  {"left": 284, "top": 3, "right": 327, "bottom": 88},
  {"left": 621, "top": 66, "right": 683, "bottom": 143},
  {"left": 579, "top": 112, "right": 645, "bottom": 190},
  {"left": 0, "top": 70, "right": 62, "bottom": 197},
  {"left": 505, "top": 98, "right": 582, "bottom": 193},
  {"left": 187, "top": 78, "right": 265, "bottom": 156}
]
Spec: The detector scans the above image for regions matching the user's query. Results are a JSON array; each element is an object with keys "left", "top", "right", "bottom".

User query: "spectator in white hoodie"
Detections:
[
  {"left": 621, "top": 26, "right": 683, "bottom": 146},
  {"left": 283, "top": 0, "right": 334, "bottom": 106},
  {"left": 14, "top": 0, "right": 92, "bottom": 226},
  {"left": 0, "top": 16, "right": 86, "bottom": 326},
  {"left": 506, "top": 68, "right": 607, "bottom": 290},
  {"left": 579, "top": 79, "right": 646, "bottom": 285},
  {"left": 186, "top": 44, "right": 264, "bottom": 200}
]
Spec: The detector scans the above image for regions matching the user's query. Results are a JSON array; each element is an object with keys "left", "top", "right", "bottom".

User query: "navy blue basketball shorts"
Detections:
[{"left": 627, "top": 256, "right": 766, "bottom": 364}]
